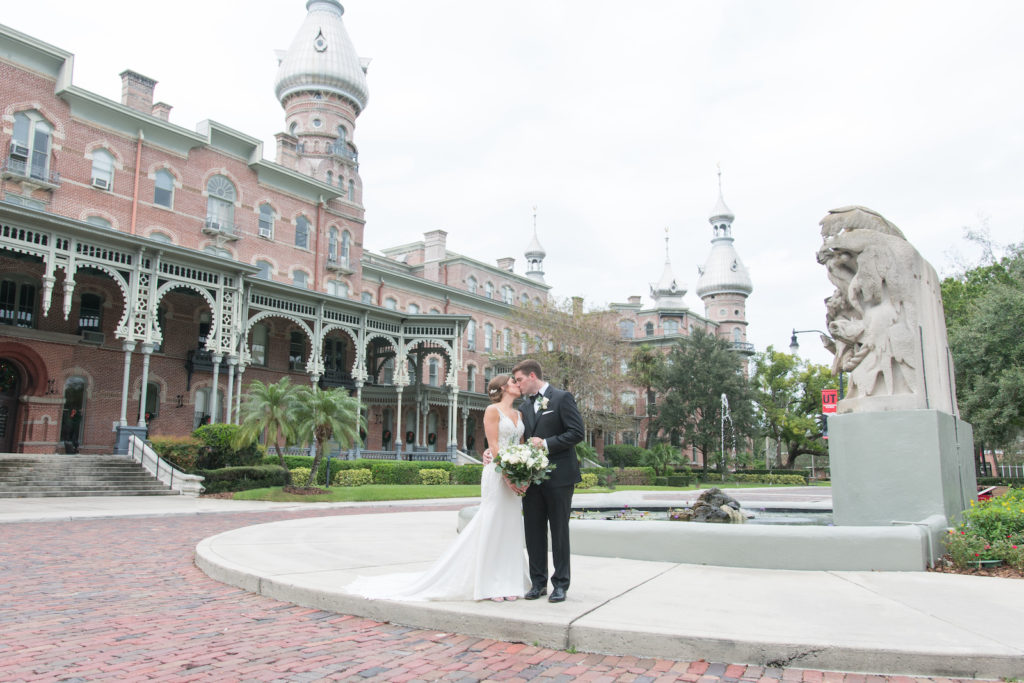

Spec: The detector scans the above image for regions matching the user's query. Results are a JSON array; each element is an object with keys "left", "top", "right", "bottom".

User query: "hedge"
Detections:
[
  {"left": 667, "top": 474, "right": 692, "bottom": 487},
  {"left": 732, "top": 473, "right": 807, "bottom": 486},
  {"left": 602, "top": 445, "right": 649, "bottom": 468},
  {"left": 419, "top": 469, "right": 450, "bottom": 485},
  {"left": 149, "top": 436, "right": 202, "bottom": 472},
  {"left": 616, "top": 466, "right": 657, "bottom": 485},
  {"left": 369, "top": 461, "right": 453, "bottom": 485},
  {"left": 334, "top": 469, "right": 372, "bottom": 487},
  {"left": 576, "top": 473, "right": 598, "bottom": 489},
  {"left": 452, "top": 465, "right": 483, "bottom": 485},
  {"left": 197, "top": 465, "right": 289, "bottom": 493},
  {"left": 582, "top": 467, "right": 615, "bottom": 487},
  {"left": 193, "top": 424, "right": 265, "bottom": 469},
  {"left": 977, "top": 477, "right": 1024, "bottom": 488},
  {"left": 737, "top": 468, "right": 808, "bottom": 481}
]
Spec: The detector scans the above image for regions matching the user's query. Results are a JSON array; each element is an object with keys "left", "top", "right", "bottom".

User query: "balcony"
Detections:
[
  {"left": 2, "top": 155, "right": 60, "bottom": 189},
  {"left": 326, "top": 255, "right": 352, "bottom": 274},
  {"left": 328, "top": 142, "right": 358, "bottom": 163},
  {"left": 729, "top": 341, "right": 755, "bottom": 355},
  {"left": 202, "top": 217, "right": 239, "bottom": 240},
  {"left": 319, "top": 368, "right": 355, "bottom": 390}
]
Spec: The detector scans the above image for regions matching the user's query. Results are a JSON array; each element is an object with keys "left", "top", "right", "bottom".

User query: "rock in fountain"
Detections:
[{"left": 670, "top": 487, "right": 746, "bottom": 523}]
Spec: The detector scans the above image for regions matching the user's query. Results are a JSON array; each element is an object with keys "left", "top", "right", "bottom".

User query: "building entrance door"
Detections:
[{"left": 0, "top": 359, "right": 21, "bottom": 453}]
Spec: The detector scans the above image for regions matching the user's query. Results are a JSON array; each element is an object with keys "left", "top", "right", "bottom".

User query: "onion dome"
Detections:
[
  {"left": 695, "top": 189, "right": 753, "bottom": 298},
  {"left": 274, "top": 0, "right": 369, "bottom": 113}
]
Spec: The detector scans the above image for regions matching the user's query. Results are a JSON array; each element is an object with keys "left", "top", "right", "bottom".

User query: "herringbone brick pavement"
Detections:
[{"left": 0, "top": 506, "right": 995, "bottom": 682}]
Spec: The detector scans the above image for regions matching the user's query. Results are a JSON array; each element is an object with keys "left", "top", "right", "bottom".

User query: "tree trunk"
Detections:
[
  {"left": 274, "top": 444, "right": 287, "bottom": 470},
  {"left": 307, "top": 438, "right": 325, "bottom": 488}
]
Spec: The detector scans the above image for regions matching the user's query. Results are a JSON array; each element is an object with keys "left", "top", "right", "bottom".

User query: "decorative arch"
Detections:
[
  {"left": 3, "top": 101, "right": 67, "bottom": 141},
  {"left": 243, "top": 311, "right": 314, "bottom": 363},
  {"left": 84, "top": 142, "right": 125, "bottom": 168},
  {"left": 71, "top": 262, "right": 130, "bottom": 336},
  {"left": 79, "top": 208, "right": 119, "bottom": 230},
  {"left": 320, "top": 325, "right": 360, "bottom": 375},
  {"left": 200, "top": 169, "right": 242, "bottom": 205},
  {"left": 154, "top": 282, "right": 218, "bottom": 344},
  {"left": 147, "top": 162, "right": 181, "bottom": 183},
  {"left": 0, "top": 341, "right": 48, "bottom": 395}
]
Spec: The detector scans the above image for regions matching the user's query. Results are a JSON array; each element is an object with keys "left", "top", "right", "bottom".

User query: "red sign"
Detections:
[{"left": 821, "top": 389, "right": 838, "bottom": 414}]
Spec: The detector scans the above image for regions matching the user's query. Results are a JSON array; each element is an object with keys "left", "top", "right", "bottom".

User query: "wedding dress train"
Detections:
[{"left": 347, "top": 410, "right": 529, "bottom": 601}]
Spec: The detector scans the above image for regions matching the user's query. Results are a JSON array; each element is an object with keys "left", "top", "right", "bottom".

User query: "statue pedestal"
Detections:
[
  {"left": 114, "top": 425, "right": 148, "bottom": 454},
  {"left": 829, "top": 410, "right": 976, "bottom": 526}
]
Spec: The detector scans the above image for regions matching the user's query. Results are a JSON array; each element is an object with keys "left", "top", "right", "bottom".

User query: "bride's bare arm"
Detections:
[{"left": 482, "top": 405, "right": 499, "bottom": 464}]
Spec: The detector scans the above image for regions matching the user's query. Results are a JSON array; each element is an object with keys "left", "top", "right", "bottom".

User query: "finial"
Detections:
[
  {"left": 532, "top": 205, "right": 538, "bottom": 234},
  {"left": 717, "top": 163, "right": 723, "bottom": 193},
  {"left": 664, "top": 226, "right": 670, "bottom": 261}
]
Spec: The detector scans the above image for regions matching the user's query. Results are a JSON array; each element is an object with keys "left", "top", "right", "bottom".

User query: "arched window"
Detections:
[
  {"left": 466, "top": 276, "right": 478, "bottom": 294},
  {"left": 347, "top": 179, "right": 355, "bottom": 201},
  {"left": 255, "top": 260, "right": 273, "bottom": 280},
  {"left": 361, "top": 292, "right": 374, "bottom": 304},
  {"left": 91, "top": 149, "right": 114, "bottom": 189},
  {"left": 10, "top": 111, "right": 53, "bottom": 181},
  {"left": 620, "top": 391, "right": 637, "bottom": 415},
  {"left": 251, "top": 323, "right": 268, "bottom": 366},
  {"left": 466, "top": 320, "right": 476, "bottom": 351},
  {"left": 645, "top": 321, "right": 655, "bottom": 336},
  {"left": 619, "top": 320, "right": 635, "bottom": 338},
  {"left": 467, "top": 365, "right": 477, "bottom": 393},
  {"left": 2, "top": 278, "right": 37, "bottom": 329},
  {"left": 664, "top": 320, "right": 679, "bottom": 335},
  {"left": 145, "top": 382, "right": 160, "bottom": 420},
  {"left": 205, "top": 175, "right": 236, "bottom": 234},
  {"left": 484, "top": 323, "right": 493, "bottom": 352},
  {"left": 520, "top": 333, "right": 528, "bottom": 355},
  {"left": 502, "top": 286, "right": 514, "bottom": 304},
  {"left": 323, "top": 336, "right": 347, "bottom": 374},
  {"left": 520, "top": 293, "right": 530, "bottom": 305},
  {"left": 407, "top": 303, "right": 420, "bottom": 314},
  {"left": 154, "top": 169, "right": 174, "bottom": 207},
  {"left": 484, "top": 282, "right": 494, "bottom": 299},
  {"left": 328, "top": 227, "right": 339, "bottom": 263},
  {"left": 503, "top": 328, "right": 511, "bottom": 352},
  {"left": 384, "top": 297, "right": 397, "bottom": 310},
  {"left": 337, "top": 126, "right": 346, "bottom": 144},
  {"left": 203, "top": 246, "right": 231, "bottom": 259},
  {"left": 258, "top": 203, "right": 275, "bottom": 238},
  {"left": 289, "top": 331, "right": 306, "bottom": 370},
  {"left": 429, "top": 308, "right": 441, "bottom": 315},
  {"left": 85, "top": 216, "right": 112, "bottom": 229},
  {"left": 77, "top": 293, "right": 102, "bottom": 332},
  {"left": 327, "top": 280, "right": 349, "bottom": 298},
  {"left": 326, "top": 170, "right": 333, "bottom": 185},
  {"left": 340, "top": 230, "right": 351, "bottom": 267},
  {"left": 293, "top": 271, "right": 308, "bottom": 288},
  {"left": 148, "top": 232, "right": 172, "bottom": 244},
  {"left": 295, "top": 215, "right": 310, "bottom": 249},
  {"left": 733, "top": 327, "right": 743, "bottom": 342},
  {"left": 428, "top": 358, "right": 439, "bottom": 386}
]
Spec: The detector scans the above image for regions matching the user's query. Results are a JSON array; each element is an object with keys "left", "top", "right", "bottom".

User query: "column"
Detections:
[
  {"left": 210, "top": 353, "right": 222, "bottom": 424},
  {"left": 354, "top": 380, "right": 364, "bottom": 459},
  {"left": 395, "top": 385, "right": 404, "bottom": 460},
  {"left": 225, "top": 356, "right": 237, "bottom": 425},
  {"left": 136, "top": 342, "right": 154, "bottom": 427},
  {"left": 414, "top": 397, "right": 422, "bottom": 449},
  {"left": 460, "top": 408, "right": 468, "bottom": 451},
  {"left": 118, "top": 341, "right": 137, "bottom": 427},
  {"left": 235, "top": 364, "right": 245, "bottom": 424}
]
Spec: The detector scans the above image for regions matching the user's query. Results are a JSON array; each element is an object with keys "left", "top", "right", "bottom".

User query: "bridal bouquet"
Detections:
[{"left": 493, "top": 443, "right": 554, "bottom": 493}]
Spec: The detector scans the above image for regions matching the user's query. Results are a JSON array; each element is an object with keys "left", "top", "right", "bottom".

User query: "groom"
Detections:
[{"left": 512, "top": 359, "right": 585, "bottom": 603}]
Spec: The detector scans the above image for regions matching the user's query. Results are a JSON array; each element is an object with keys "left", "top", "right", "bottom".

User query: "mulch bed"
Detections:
[{"left": 928, "top": 557, "right": 1023, "bottom": 579}]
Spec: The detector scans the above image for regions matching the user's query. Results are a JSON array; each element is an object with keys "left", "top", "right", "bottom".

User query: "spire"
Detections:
[
  {"left": 696, "top": 170, "right": 752, "bottom": 299},
  {"left": 650, "top": 227, "right": 686, "bottom": 307},
  {"left": 525, "top": 205, "right": 546, "bottom": 283},
  {"left": 710, "top": 164, "right": 735, "bottom": 230}
]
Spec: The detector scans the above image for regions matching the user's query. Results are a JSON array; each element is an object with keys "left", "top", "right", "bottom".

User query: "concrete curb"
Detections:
[{"left": 194, "top": 511, "right": 1024, "bottom": 679}]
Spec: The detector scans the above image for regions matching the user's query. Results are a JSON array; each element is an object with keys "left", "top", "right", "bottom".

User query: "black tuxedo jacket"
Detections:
[{"left": 519, "top": 385, "right": 585, "bottom": 487}]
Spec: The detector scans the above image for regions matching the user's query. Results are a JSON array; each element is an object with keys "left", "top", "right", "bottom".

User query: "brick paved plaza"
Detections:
[{"left": 0, "top": 506, "right": 998, "bottom": 682}]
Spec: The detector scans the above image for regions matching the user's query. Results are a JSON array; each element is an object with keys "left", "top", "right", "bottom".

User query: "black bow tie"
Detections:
[{"left": 530, "top": 394, "right": 540, "bottom": 403}]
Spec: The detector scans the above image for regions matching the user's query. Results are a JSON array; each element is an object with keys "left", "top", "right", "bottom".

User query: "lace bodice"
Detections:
[{"left": 497, "top": 409, "right": 525, "bottom": 452}]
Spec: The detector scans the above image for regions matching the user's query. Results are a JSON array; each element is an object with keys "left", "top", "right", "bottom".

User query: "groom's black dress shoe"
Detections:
[
  {"left": 524, "top": 586, "right": 547, "bottom": 600},
  {"left": 548, "top": 587, "right": 567, "bottom": 603}
]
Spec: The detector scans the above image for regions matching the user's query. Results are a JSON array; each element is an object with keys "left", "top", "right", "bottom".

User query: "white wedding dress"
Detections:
[{"left": 347, "top": 410, "right": 529, "bottom": 601}]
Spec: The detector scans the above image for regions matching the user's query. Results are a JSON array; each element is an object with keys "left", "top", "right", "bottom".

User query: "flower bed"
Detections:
[{"left": 943, "top": 488, "right": 1024, "bottom": 573}]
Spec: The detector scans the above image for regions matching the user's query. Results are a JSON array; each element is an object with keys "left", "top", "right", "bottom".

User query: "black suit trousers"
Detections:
[{"left": 523, "top": 481, "right": 574, "bottom": 590}]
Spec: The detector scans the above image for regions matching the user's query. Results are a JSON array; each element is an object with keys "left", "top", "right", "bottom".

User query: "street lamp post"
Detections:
[{"left": 789, "top": 328, "right": 844, "bottom": 399}]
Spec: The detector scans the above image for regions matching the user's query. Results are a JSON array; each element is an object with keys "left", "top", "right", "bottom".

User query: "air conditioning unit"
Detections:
[
  {"left": 205, "top": 218, "right": 221, "bottom": 230},
  {"left": 81, "top": 330, "right": 105, "bottom": 344},
  {"left": 9, "top": 143, "right": 29, "bottom": 159},
  {"left": 92, "top": 177, "right": 109, "bottom": 190}
]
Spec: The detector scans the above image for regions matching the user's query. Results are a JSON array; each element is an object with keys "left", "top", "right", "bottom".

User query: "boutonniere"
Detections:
[{"left": 537, "top": 396, "right": 550, "bottom": 411}]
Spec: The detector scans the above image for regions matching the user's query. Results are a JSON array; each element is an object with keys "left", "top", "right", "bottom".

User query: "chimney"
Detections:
[
  {"left": 496, "top": 257, "right": 515, "bottom": 272},
  {"left": 423, "top": 229, "right": 447, "bottom": 282},
  {"left": 275, "top": 132, "right": 299, "bottom": 169},
  {"left": 572, "top": 296, "right": 584, "bottom": 317},
  {"left": 628, "top": 295, "right": 642, "bottom": 305},
  {"left": 151, "top": 102, "right": 172, "bottom": 121},
  {"left": 120, "top": 70, "right": 157, "bottom": 113}
]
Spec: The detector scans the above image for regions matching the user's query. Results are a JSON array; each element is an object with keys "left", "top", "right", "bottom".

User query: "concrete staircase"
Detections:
[{"left": 0, "top": 454, "right": 178, "bottom": 498}]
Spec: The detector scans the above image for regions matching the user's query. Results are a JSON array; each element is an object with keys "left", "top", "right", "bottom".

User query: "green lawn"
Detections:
[{"left": 226, "top": 480, "right": 829, "bottom": 502}]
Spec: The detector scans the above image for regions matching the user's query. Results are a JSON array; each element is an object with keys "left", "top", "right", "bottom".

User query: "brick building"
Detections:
[{"left": 0, "top": 1, "right": 752, "bottom": 461}]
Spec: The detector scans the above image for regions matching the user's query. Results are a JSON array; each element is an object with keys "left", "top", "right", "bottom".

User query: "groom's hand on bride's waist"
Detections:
[{"left": 482, "top": 448, "right": 493, "bottom": 465}]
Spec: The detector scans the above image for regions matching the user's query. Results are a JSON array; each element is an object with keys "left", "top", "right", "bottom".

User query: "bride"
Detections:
[{"left": 347, "top": 374, "right": 530, "bottom": 602}]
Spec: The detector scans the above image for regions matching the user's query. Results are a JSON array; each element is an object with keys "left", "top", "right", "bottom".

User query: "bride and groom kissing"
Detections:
[{"left": 348, "top": 359, "right": 585, "bottom": 604}]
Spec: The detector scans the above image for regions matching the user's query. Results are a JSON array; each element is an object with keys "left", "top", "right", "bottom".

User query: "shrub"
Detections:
[
  {"left": 735, "top": 468, "right": 809, "bottom": 481},
  {"left": 616, "top": 466, "right": 656, "bottom": 485},
  {"left": 583, "top": 466, "right": 615, "bottom": 487},
  {"left": 419, "top": 468, "right": 450, "bottom": 485},
  {"left": 149, "top": 436, "right": 202, "bottom": 472},
  {"left": 193, "top": 424, "right": 264, "bottom": 469},
  {"left": 977, "top": 476, "right": 1024, "bottom": 488},
  {"left": 732, "top": 473, "right": 806, "bottom": 486},
  {"left": 944, "top": 488, "right": 1024, "bottom": 569},
  {"left": 667, "top": 474, "right": 692, "bottom": 487},
  {"left": 576, "top": 473, "right": 598, "bottom": 489},
  {"left": 333, "top": 468, "right": 372, "bottom": 487},
  {"left": 369, "top": 462, "right": 453, "bottom": 485},
  {"left": 197, "top": 465, "right": 289, "bottom": 493},
  {"left": 451, "top": 465, "right": 483, "bottom": 485},
  {"left": 289, "top": 467, "right": 314, "bottom": 485},
  {"left": 602, "top": 445, "right": 648, "bottom": 468},
  {"left": 654, "top": 476, "right": 668, "bottom": 487}
]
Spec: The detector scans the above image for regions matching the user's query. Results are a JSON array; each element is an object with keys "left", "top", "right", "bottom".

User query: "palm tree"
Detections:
[
  {"left": 291, "top": 385, "right": 365, "bottom": 488},
  {"left": 234, "top": 378, "right": 298, "bottom": 470}
]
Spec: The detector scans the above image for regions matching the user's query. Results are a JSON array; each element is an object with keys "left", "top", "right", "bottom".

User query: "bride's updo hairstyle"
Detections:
[{"left": 487, "top": 374, "right": 511, "bottom": 403}]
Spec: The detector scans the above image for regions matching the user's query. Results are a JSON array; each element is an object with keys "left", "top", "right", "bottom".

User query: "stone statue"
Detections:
[{"left": 816, "top": 206, "right": 958, "bottom": 416}]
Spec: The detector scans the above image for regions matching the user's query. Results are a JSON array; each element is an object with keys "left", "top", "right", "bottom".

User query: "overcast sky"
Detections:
[{"left": 7, "top": 1, "right": 1024, "bottom": 367}]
